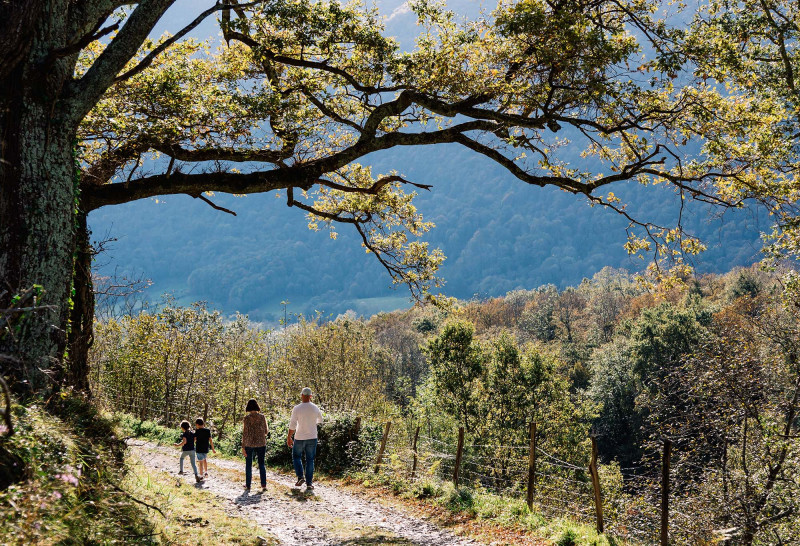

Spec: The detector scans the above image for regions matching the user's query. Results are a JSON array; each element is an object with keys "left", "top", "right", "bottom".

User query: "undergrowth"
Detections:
[
  {"left": 0, "top": 393, "right": 278, "bottom": 545},
  {"left": 0, "top": 389, "right": 156, "bottom": 545}
]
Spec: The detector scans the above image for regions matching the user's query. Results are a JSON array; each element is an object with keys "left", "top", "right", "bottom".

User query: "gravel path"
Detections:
[{"left": 127, "top": 441, "right": 481, "bottom": 545}]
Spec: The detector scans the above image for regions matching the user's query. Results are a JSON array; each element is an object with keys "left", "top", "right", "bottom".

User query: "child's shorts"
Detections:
[{"left": 196, "top": 452, "right": 207, "bottom": 461}]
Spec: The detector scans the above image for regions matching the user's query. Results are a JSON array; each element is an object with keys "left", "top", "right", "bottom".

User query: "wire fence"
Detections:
[{"left": 368, "top": 421, "right": 718, "bottom": 545}]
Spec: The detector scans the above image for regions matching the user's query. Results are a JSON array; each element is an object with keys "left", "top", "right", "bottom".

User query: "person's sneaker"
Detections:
[
  {"left": 306, "top": 484, "right": 314, "bottom": 491},
  {"left": 195, "top": 474, "right": 203, "bottom": 483},
  {"left": 178, "top": 471, "right": 185, "bottom": 475},
  {"left": 204, "top": 472, "right": 208, "bottom": 478},
  {"left": 244, "top": 486, "right": 250, "bottom": 492},
  {"left": 295, "top": 478, "right": 305, "bottom": 487}
]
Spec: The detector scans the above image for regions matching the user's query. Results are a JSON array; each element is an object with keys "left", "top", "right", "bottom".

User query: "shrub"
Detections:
[
  {"left": 216, "top": 424, "right": 243, "bottom": 457},
  {"left": 445, "top": 485, "right": 475, "bottom": 513},
  {"left": 115, "top": 413, "right": 178, "bottom": 445},
  {"left": 265, "top": 413, "right": 383, "bottom": 474},
  {"left": 556, "top": 528, "right": 579, "bottom": 546},
  {"left": 407, "top": 478, "right": 443, "bottom": 499}
]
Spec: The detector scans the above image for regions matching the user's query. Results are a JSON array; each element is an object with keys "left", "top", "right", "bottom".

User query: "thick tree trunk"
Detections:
[
  {"left": 0, "top": 2, "right": 78, "bottom": 392},
  {"left": 0, "top": 117, "right": 76, "bottom": 391}
]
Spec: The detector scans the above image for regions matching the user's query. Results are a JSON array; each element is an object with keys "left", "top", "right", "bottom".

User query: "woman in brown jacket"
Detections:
[{"left": 241, "top": 398, "right": 268, "bottom": 491}]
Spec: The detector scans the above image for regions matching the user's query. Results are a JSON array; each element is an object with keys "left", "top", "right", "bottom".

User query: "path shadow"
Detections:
[
  {"left": 284, "top": 488, "right": 316, "bottom": 503},
  {"left": 236, "top": 490, "right": 266, "bottom": 505}
]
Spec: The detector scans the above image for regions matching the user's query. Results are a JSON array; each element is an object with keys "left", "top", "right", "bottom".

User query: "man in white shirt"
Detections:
[{"left": 287, "top": 387, "right": 323, "bottom": 491}]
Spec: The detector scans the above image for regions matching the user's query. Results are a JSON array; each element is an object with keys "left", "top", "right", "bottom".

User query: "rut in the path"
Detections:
[{"left": 128, "top": 441, "right": 482, "bottom": 546}]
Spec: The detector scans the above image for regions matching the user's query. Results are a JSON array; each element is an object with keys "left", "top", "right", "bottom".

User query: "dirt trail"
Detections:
[{"left": 127, "top": 441, "right": 482, "bottom": 545}]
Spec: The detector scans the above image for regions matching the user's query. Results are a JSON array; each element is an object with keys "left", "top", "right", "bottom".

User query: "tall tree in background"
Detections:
[
  {"left": 646, "top": 293, "right": 800, "bottom": 544},
  {"left": 425, "top": 320, "right": 485, "bottom": 432},
  {"left": 2, "top": 0, "right": 798, "bottom": 391}
]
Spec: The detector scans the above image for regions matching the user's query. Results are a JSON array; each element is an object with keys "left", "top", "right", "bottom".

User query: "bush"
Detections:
[
  {"left": 216, "top": 424, "right": 243, "bottom": 457},
  {"left": 265, "top": 413, "right": 383, "bottom": 474},
  {"left": 115, "top": 413, "right": 178, "bottom": 445},
  {"left": 407, "top": 478, "right": 443, "bottom": 499},
  {"left": 556, "top": 528, "right": 579, "bottom": 546},
  {"left": 444, "top": 485, "right": 475, "bottom": 513}
]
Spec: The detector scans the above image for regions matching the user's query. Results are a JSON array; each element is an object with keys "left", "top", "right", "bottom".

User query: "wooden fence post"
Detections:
[
  {"left": 661, "top": 439, "right": 672, "bottom": 546},
  {"left": 411, "top": 425, "right": 421, "bottom": 479},
  {"left": 588, "top": 435, "right": 604, "bottom": 534},
  {"left": 453, "top": 427, "right": 465, "bottom": 487},
  {"left": 374, "top": 421, "right": 391, "bottom": 474},
  {"left": 527, "top": 422, "right": 537, "bottom": 510}
]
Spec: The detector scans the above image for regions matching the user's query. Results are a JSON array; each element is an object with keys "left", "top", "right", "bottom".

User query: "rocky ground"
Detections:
[{"left": 127, "top": 441, "right": 484, "bottom": 545}]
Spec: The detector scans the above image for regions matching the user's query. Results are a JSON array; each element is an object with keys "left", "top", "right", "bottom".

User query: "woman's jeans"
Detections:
[
  {"left": 179, "top": 450, "right": 198, "bottom": 476},
  {"left": 292, "top": 438, "right": 318, "bottom": 486},
  {"left": 245, "top": 446, "right": 266, "bottom": 488}
]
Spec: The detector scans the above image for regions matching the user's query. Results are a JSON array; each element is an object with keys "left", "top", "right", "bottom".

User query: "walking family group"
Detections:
[{"left": 175, "top": 387, "right": 323, "bottom": 492}]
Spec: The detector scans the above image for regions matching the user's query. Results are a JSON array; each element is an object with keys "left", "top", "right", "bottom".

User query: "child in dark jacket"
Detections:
[
  {"left": 194, "top": 418, "right": 215, "bottom": 478},
  {"left": 174, "top": 420, "right": 202, "bottom": 483}
]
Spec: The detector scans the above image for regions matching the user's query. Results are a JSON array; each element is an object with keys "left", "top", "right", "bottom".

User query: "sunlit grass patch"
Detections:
[
  {"left": 342, "top": 469, "right": 640, "bottom": 545},
  {"left": 123, "top": 455, "right": 276, "bottom": 545},
  {"left": 548, "top": 519, "right": 623, "bottom": 546}
]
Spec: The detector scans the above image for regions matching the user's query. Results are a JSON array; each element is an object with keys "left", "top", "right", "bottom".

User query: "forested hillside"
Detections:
[{"left": 89, "top": 143, "right": 764, "bottom": 322}]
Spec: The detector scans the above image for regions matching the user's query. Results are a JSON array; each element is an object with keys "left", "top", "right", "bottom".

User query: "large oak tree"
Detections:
[{"left": 1, "top": 0, "right": 796, "bottom": 391}]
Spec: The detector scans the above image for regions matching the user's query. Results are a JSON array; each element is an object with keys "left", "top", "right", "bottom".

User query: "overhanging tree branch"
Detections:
[
  {"left": 151, "top": 143, "right": 291, "bottom": 164},
  {"left": 195, "top": 193, "right": 237, "bottom": 216}
]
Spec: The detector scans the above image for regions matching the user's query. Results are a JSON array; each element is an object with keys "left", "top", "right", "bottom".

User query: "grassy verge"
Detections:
[
  {"left": 0, "top": 394, "right": 278, "bottom": 545},
  {"left": 341, "top": 471, "right": 632, "bottom": 546}
]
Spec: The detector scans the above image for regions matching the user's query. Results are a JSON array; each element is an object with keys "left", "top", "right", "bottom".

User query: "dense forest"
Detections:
[{"left": 90, "top": 264, "right": 800, "bottom": 544}]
